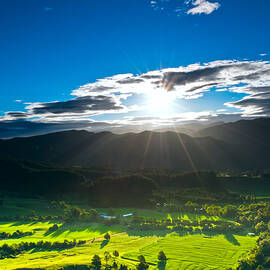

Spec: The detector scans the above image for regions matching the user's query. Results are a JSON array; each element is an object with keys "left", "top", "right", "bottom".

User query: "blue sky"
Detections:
[{"left": 1, "top": 0, "right": 270, "bottom": 137}]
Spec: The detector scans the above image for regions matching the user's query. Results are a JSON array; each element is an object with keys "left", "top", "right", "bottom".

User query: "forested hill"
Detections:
[
  {"left": 1, "top": 118, "right": 270, "bottom": 170},
  {"left": 196, "top": 118, "right": 270, "bottom": 146}
]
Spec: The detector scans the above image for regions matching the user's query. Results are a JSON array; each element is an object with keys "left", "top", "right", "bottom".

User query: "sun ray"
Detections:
[{"left": 146, "top": 88, "right": 176, "bottom": 116}]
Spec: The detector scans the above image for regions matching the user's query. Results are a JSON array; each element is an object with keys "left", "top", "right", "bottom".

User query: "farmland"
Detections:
[
  {"left": 0, "top": 219, "right": 257, "bottom": 270},
  {"left": 0, "top": 167, "right": 269, "bottom": 269},
  {"left": 0, "top": 196, "right": 262, "bottom": 270}
]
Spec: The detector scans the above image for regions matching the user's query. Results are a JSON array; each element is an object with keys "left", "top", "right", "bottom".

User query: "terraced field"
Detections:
[
  {"left": 126, "top": 233, "right": 256, "bottom": 270},
  {"left": 0, "top": 221, "right": 257, "bottom": 270}
]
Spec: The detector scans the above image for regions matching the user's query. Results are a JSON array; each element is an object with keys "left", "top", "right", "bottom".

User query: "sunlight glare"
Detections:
[{"left": 147, "top": 88, "right": 176, "bottom": 116}]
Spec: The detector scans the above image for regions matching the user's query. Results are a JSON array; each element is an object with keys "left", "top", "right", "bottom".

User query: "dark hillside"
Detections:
[
  {"left": 1, "top": 118, "right": 270, "bottom": 170},
  {"left": 196, "top": 118, "right": 270, "bottom": 146},
  {"left": 0, "top": 130, "right": 246, "bottom": 170},
  {"left": 0, "top": 159, "right": 85, "bottom": 196}
]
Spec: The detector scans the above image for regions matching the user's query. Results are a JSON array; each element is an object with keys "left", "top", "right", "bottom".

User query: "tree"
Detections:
[
  {"left": 59, "top": 201, "right": 69, "bottom": 209},
  {"left": 104, "top": 251, "right": 111, "bottom": 268},
  {"left": 256, "top": 266, "right": 264, "bottom": 270},
  {"left": 206, "top": 205, "right": 223, "bottom": 216},
  {"left": 138, "top": 255, "right": 146, "bottom": 263},
  {"left": 50, "top": 201, "right": 58, "bottom": 208},
  {"left": 136, "top": 262, "right": 149, "bottom": 270},
  {"left": 91, "top": 254, "right": 102, "bottom": 270},
  {"left": 71, "top": 207, "right": 81, "bottom": 219},
  {"left": 255, "top": 221, "right": 267, "bottom": 233},
  {"left": 47, "top": 224, "right": 59, "bottom": 233},
  {"left": 104, "top": 232, "right": 111, "bottom": 241},
  {"left": 90, "top": 209, "right": 99, "bottom": 220},
  {"left": 112, "top": 261, "right": 118, "bottom": 269},
  {"left": 158, "top": 251, "right": 167, "bottom": 261},
  {"left": 119, "top": 265, "right": 128, "bottom": 270},
  {"left": 223, "top": 205, "right": 238, "bottom": 217},
  {"left": 113, "top": 250, "right": 119, "bottom": 261}
]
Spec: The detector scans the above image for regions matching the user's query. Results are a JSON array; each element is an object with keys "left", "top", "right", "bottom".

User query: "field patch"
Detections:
[
  {"left": 0, "top": 231, "right": 157, "bottom": 270},
  {"left": 124, "top": 233, "right": 257, "bottom": 269}
]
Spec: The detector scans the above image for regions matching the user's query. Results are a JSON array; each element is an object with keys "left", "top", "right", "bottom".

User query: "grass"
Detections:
[
  {"left": 125, "top": 233, "right": 257, "bottom": 269},
  {"left": 0, "top": 196, "right": 259, "bottom": 269},
  {"left": 0, "top": 197, "right": 62, "bottom": 217},
  {"left": 0, "top": 227, "right": 157, "bottom": 270},
  {"left": 0, "top": 222, "right": 123, "bottom": 244},
  {"left": 0, "top": 221, "right": 257, "bottom": 270}
]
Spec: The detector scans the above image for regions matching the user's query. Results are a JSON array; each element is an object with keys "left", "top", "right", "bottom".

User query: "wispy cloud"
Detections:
[
  {"left": 44, "top": 7, "right": 53, "bottom": 12},
  {"left": 187, "top": 0, "right": 220, "bottom": 15}
]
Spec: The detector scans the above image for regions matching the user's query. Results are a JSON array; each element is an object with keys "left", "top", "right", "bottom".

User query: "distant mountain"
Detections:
[
  {"left": 153, "top": 122, "right": 225, "bottom": 136},
  {"left": 196, "top": 118, "right": 270, "bottom": 146},
  {"left": 1, "top": 119, "right": 270, "bottom": 170}
]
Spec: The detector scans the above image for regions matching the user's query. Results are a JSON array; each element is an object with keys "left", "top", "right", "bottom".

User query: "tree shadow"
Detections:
[
  {"left": 9, "top": 220, "right": 54, "bottom": 227},
  {"left": 9, "top": 221, "right": 28, "bottom": 226},
  {"left": 158, "top": 261, "right": 167, "bottom": 270},
  {"left": 100, "top": 239, "right": 109, "bottom": 248},
  {"left": 29, "top": 221, "right": 40, "bottom": 226},
  {"left": 43, "top": 222, "right": 111, "bottom": 238},
  {"left": 121, "top": 256, "right": 156, "bottom": 266},
  {"left": 224, "top": 233, "right": 240, "bottom": 246}
]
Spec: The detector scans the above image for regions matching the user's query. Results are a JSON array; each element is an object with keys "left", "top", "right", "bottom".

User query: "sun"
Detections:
[{"left": 147, "top": 88, "right": 176, "bottom": 116}]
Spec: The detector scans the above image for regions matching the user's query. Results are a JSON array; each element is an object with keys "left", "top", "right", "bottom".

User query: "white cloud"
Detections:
[
  {"left": 70, "top": 59, "right": 270, "bottom": 118},
  {"left": 3, "top": 59, "right": 270, "bottom": 131},
  {"left": 260, "top": 53, "right": 267, "bottom": 57},
  {"left": 187, "top": 0, "right": 220, "bottom": 15},
  {"left": 217, "top": 109, "right": 227, "bottom": 112},
  {"left": 72, "top": 59, "right": 270, "bottom": 97}
]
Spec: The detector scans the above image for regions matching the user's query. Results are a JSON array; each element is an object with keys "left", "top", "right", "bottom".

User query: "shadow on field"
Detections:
[
  {"left": 126, "top": 229, "right": 246, "bottom": 247},
  {"left": 224, "top": 233, "right": 240, "bottom": 246},
  {"left": 100, "top": 239, "right": 109, "bottom": 248},
  {"left": 9, "top": 221, "right": 29, "bottom": 226},
  {"left": 158, "top": 261, "right": 167, "bottom": 270},
  {"left": 9, "top": 220, "right": 55, "bottom": 227},
  {"left": 43, "top": 223, "right": 111, "bottom": 238},
  {"left": 121, "top": 256, "right": 156, "bottom": 266}
]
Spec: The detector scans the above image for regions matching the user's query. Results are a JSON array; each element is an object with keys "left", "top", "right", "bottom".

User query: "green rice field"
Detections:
[{"left": 0, "top": 220, "right": 257, "bottom": 270}]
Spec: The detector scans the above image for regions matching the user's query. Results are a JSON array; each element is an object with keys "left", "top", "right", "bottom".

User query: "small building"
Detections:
[
  {"left": 100, "top": 214, "right": 116, "bottom": 219},
  {"left": 123, "top": 213, "right": 134, "bottom": 217}
]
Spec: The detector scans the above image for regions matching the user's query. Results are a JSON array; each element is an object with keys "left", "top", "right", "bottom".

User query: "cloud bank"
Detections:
[{"left": 1, "top": 59, "right": 270, "bottom": 138}]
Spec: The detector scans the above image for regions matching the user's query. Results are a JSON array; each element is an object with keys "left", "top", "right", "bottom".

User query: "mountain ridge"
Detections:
[{"left": 1, "top": 118, "right": 270, "bottom": 170}]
